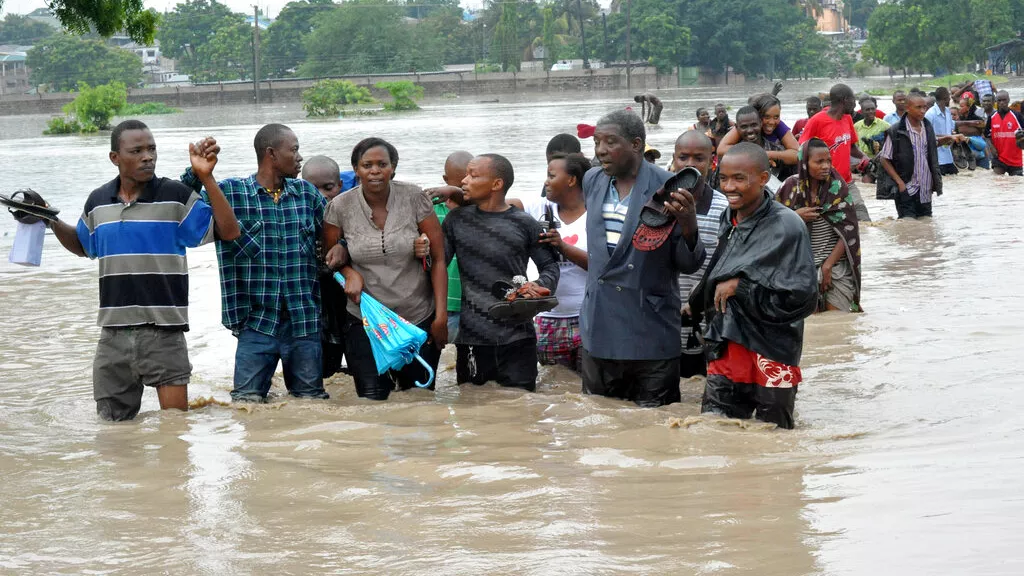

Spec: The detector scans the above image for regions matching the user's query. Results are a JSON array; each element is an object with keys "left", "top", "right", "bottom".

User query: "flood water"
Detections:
[{"left": 1, "top": 79, "right": 1023, "bottom": 575}]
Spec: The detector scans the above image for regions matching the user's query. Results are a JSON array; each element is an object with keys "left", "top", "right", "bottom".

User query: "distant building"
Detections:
[
  {"left": 25, "top": 8, "right": 61, "bottom": 30},
  {"left": 244, "top": 15, "right": 273, "bottom": 29},
  {"left": 799, "top": 0, "right": 848, "bottom": 34},
  {"left": 0, "top": 52, "right": 30, "bottom": 95}
]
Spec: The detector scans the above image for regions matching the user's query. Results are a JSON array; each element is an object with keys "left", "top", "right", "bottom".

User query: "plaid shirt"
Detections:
[{"left": 182, "top": 168, "right": 326, "bottom": 338}]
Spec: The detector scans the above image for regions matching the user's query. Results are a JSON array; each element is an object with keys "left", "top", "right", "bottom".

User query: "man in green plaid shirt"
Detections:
[{"left": 182, "top": 124, "right": 329, "bottom": 403}]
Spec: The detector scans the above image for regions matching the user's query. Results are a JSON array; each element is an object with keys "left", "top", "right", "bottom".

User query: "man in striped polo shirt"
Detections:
[{"left": 46, "top": 120, "right": 240, "bottom": 421}]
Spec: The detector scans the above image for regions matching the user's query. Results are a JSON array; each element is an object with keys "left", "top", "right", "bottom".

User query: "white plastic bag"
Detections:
[{"left": 9, "top": 221, "right": 45, "bottom": 266}]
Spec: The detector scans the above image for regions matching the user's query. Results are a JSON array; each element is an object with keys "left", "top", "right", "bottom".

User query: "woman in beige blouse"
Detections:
[{"left": 322, "top": 138, "right": 447, "bottom": 400}]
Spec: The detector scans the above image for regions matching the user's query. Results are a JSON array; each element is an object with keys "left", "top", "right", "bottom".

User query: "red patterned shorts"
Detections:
[{"left": 707, "top": 341, "right": 802, "bottom": 388}]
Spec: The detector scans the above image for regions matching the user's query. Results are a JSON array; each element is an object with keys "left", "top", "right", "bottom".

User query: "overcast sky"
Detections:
[{"left": 2, "top": 0, "right": 613, "bottom": 20}]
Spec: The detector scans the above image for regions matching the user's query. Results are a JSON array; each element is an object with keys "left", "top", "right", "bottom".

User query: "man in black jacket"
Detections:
[
  {"left": 694, "top": 143, "right": 818, "bottom": 429},
  {"left": 877, "top": 93, "right": 943, "bottom": 219}
]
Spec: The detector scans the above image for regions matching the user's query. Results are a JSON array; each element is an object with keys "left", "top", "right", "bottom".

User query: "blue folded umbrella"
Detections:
[{"left": 333, "top": 272, "right": 434, "bottom": 388}]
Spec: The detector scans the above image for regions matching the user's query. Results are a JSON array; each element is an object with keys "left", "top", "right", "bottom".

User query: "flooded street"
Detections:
[{"left": 1, "top": 80, "right": 1022, "bottom": 574}]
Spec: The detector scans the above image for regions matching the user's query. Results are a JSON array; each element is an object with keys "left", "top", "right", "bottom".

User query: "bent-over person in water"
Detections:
[
  {"left": 694, "top": 143, "right": 817, "bottom": 429},
  {"left": 43, "top": 120, "right": 240, "bottom": 420}
]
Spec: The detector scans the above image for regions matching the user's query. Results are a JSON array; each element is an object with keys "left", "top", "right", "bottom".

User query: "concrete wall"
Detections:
[{"left": 0, "top": 67, "right": 677, "bottom": 116}]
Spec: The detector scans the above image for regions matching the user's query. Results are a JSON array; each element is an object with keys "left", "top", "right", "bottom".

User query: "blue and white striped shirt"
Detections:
[{"left": 602, "top": 178, "right": 632, "bottom": 252}]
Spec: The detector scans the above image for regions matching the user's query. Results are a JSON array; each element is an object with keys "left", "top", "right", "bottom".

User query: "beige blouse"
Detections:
[{"left": 324, "top": 180, "right": 435, "bottom": 324}]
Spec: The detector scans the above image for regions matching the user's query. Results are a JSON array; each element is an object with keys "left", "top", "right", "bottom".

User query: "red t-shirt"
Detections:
[
  {"left": 792, "top": 117, "right": 809, "bottom": 138},
  {"left": 986, "top": 110, "right": 1024, "bottom": 167},
  {"left": 799, "top": 111, "right": 857, "bottom": 183}
]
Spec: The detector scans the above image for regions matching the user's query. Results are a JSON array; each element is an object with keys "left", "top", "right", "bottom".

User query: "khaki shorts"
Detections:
[{"left": 93, "top": 326, "right": 191, "bottom": 421}]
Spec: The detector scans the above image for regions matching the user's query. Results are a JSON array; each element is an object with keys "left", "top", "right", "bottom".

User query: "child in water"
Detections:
[{"left": 442, "top": 154, "right": 560, "bottom": 391}]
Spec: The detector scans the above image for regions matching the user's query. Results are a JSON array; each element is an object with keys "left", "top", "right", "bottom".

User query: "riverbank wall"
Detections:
[{"left": 0, "top": 66, "right": 745, "bottom": 116}]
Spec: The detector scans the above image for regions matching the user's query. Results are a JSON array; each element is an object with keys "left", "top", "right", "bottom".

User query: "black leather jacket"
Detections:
[{"left": 692, "top": 190, "right": 818, "bottom": 366}]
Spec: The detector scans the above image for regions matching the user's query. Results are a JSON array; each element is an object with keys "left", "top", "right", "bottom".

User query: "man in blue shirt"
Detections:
[
  {"left": 43, "top": 120, "right": 240, "bottom": 420},
  {"left": 884, "top": 90, "right": 907, "bottom": 125},
  {"left": 183, "top": 124, "right": 330, "bottom": 403},
  {"left": 925, "top": 87, "right": 965, "bottom": 175}
]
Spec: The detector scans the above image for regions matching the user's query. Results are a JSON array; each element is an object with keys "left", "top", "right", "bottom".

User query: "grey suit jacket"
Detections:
[{"left": 580, "top": 161, "right": 707, "bottom": 360}]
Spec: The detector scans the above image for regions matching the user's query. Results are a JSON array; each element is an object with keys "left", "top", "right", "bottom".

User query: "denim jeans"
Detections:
[{"left": 232, "top": 315, "right": 329, "bottom": 402}]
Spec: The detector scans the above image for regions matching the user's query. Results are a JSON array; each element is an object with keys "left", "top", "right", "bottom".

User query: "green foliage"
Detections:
[
  {"left": 541, "top": 7, "right": 558, "bottom": 69},
  {"left": 45, "top": 81, "right": 128, "bottom": 135},
  {"left": 421, "top": 2, "right": 476, "bottom": 64},
  {"left": 0, "top": 14, "right": 56, "bottom": 44},
  {"left": 191, "top": 20, "right": 253, "bottom": 82},
  {"left": 850, "top": 0, "right": 879, "bottom": 30},
  {"left": 636, "top": 10, "right": 689, "bottom": 75},
  {"left": 599, "top": 0, "right": 816, "bottom": 78},
  {"left": 474, "top": 62, "right": 502, "bottom": 73},
  {"left": 41, "top": 0, "right": 158, "bottom": 44},
  {"left": 65, "top": 82, "right": 127, "bottom": 130},
  {"left": 299, "top": 0, "right": 443, "bottom": 77},
  {"left": 865, "top": 0, "right": 1019, "bottom": 74},
  {"left": 156, "top": 0, "right": 245, "bottom": 80},
  {"left": 27, "top": 35, "right": 143, "bottom": 92},
  {"left": 120, "top": 102, "right": 180, "bottom": 115},
  {"left": 492, "top": 1, "right": 520, "bottom": 72},
  {"left": 852, "top": 60, "right": 873, "bottom": 78},
  {"left": 776, "top": 20, "right": 831, "bottom": 79},
  {"left": 376, "top": 80, "right": 423, "bottom": 111},
  {"left": 43, "top": 116, "right": 85, "bottom": 135},
  {"left": 827, "top": 36, "right": 859, "bottom": 78},
  {"left": 302, "top": 79, "right": 374, "bottom": 117},
  {"left": 262, "top": 0, "right": 335, "bottom": 78}
]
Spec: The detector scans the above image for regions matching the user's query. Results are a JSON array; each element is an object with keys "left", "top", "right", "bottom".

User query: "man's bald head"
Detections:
[
  {"left": 302, "top": 155, "right": 342, "bottom": 199},
  {"left": 724, "top": 141, "right": 771, "bottom": 173},
  {"left": 443, "top": 150, "right": 473, "bottom": 187},
  {"left": 673, "top": 130, "right": 715, "bottom": 177},
  {"left": 675, "top": 130, "right": 714, "bottom": 152}
]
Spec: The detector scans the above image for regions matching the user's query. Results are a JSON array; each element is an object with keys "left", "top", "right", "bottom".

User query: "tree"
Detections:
[
  {"left": 26, "top": 0, "right": 158, "bottom": 43},
  {"left": 156, "top": 0, "right": 244, "bottom": 79},
  {"left": 636, "top": 11, "right": 689, "bottom": 74},
  {"left": 863, "top": 2, "right": 920, "bottom": 72},
  {"left": 299, "top": 0, "right": 443, "bottom": 77},
  {"left": 262, "top": 0, "right": 336, "bottom": 78},
  {"left": 302, "top": 79, "right": 373, "bottom": 117},
  {"left": 492, "top": 1, "right": 521, "bottom": 71},
  {"left": 27, "top": 35, "right": 143, "bottom": 91},
  {"left": 421, "top": 3, "right": 476, "bottom": 65},
  {"left": 541, "top": 7, "right": 558, "bottom": 68},
  {"left": 45, "top": 81, "right": 129, "bottom": 134},
  {"left": 849, "top": 0, "right": 878, "bottom": 30},
  {"left": 191, "top": 21, "right": 253, "bottom": 82},
  {"left": 0, "top": 14, "right": 56, "bottom": 44},
  {"left": 376, "top": 80, "right": 423, "bottom": 110},
  {"left": 65, "top": 82, "right": 128, "bottom": 130},
  {"left": 776, "top": 19, "right": 830, "bottom": 79}
]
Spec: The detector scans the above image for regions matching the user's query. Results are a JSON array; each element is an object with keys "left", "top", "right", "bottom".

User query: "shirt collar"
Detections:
[
  {"left": 105, "top": 175, "right": 160, "bottom": 203},
  {"left": 247, "top": 173, "right": 300, "bottom": 198}
]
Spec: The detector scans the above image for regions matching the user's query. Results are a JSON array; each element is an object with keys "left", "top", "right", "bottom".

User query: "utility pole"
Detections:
[
  {"left": 625, "top": 0, "right": 631, "bottom": 90},
  {"left": 576, "top": 0, "right": 589, "bottom": 69},
  {"left": 253, "top": 5, "right": 261, "bottom": 106}
]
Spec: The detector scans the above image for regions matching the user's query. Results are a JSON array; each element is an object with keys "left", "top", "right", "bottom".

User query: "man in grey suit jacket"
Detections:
[{"left": 580, "top": 110, "right": 707, "bottom": 407}]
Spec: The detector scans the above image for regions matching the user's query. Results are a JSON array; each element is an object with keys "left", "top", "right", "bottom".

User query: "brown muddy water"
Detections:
[{"left": 1, "top": 81, "right": 1022, "bottom": 575}]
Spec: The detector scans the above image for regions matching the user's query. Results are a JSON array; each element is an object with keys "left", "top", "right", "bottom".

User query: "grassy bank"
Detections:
[{"left": 866, "top": 74, "right": 1009, "bottom": 96}]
